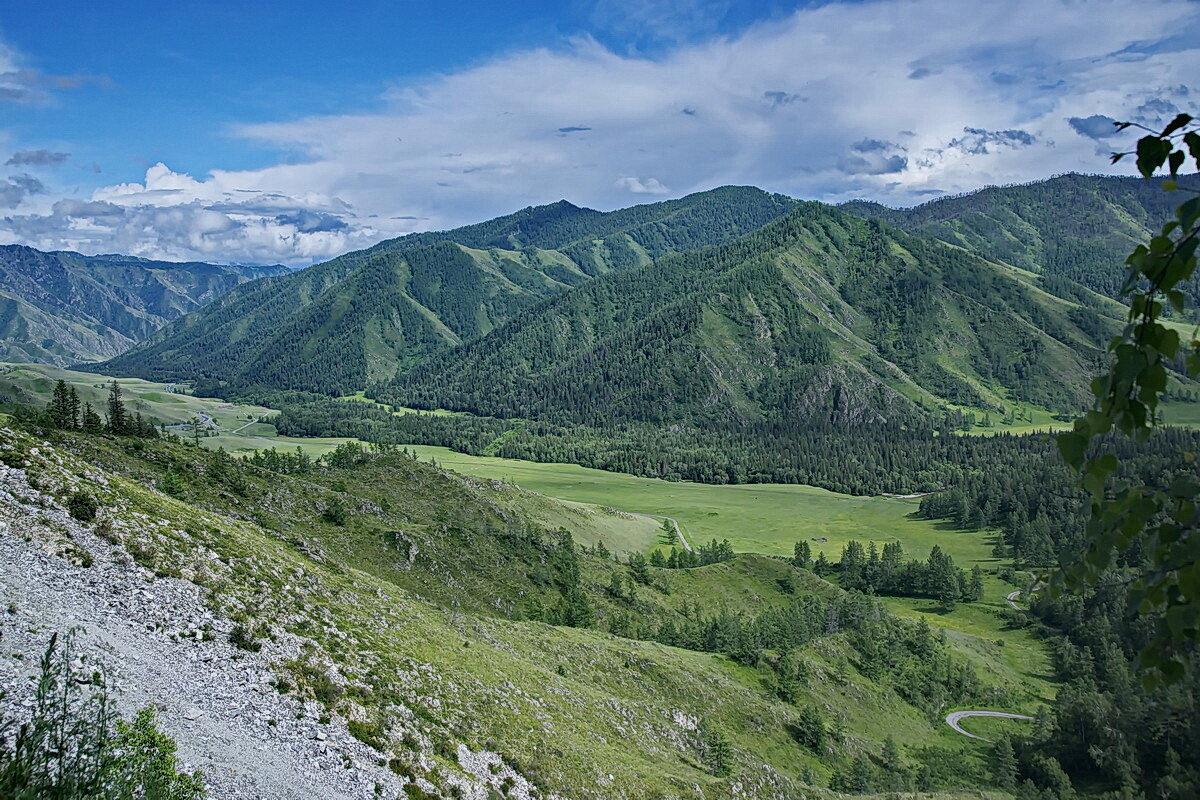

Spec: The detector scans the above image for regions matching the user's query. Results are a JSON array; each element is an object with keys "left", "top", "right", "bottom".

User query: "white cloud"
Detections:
[
  {"left": 2, "top": 0, "right": 1198, "bottom": 264},
  {"left": 616, "top": 176, "right": 670, "bottom": 194}
]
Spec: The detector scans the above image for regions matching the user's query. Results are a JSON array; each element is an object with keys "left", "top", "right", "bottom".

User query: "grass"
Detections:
[
  {"left": 401, "top": 445, "right": 974, "bottom": 559},
  {"left": 335, "top": 390, "right": 463, "bottom": 416},
  {"left": 10, "top": 422, "right": 1016, "bottom": 797},
  {"left": 0, "top": 362, "right": 275, "bottom": 432},
  {"left": 394, "top": 445, "right": 1057, "bottom": 700},
  {"left": 6, "top": 362, "right": 1057, "bottom": 705}
]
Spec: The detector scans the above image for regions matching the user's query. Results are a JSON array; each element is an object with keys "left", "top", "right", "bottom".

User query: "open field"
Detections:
[{"left": 0, "top": 362, "right": 275, "bottom": 430}]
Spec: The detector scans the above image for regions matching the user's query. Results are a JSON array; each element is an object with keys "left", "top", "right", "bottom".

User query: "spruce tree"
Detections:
[
  {"left": 47, "top": 380, "right": 74, "bottom": 429},
  {"left": 792, "top": 540, "right": 811, "bottom": 569},
  {"left": 81, "top": 402, "right": 103, "bottom": 433},
  {"left": 105, "top": 380, "right": 127, "bottom": 434},
  {"left": 992, "top": 738, "right": 1018, "bottom": 791},
  {"left": 66, "top": 386, "right": 80, "bottom": 430}
]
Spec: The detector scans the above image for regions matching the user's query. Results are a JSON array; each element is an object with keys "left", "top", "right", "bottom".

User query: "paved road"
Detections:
[
  {"left": 231, "top": 419, "right": 258, "bottom": 435},
  {"left": 945, "top": 710, "right": 1034, "bottom": 742},
  {"left": 631, "top": 513, "right": 693, "bottom": 552},
  {"left": 1006, "top": 590, "right": 1023, "bottom": 610}
]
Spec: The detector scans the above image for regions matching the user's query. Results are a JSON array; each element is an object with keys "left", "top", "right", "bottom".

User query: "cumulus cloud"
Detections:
[
  {"left": 1068, "top": 114, "right": 1122, "bottom": 139},
  {"left": 0, "top": 174, "right": 45, "bottom": 209},
  {"left": 616, "top": 176, "right": 670, "bottom": 194},
  {"left": 946, "top": 127, "right": 1037, "bottom": 156},
  {"left": 839, "top": 139, "right": 909, "bottom": 175},
  {"left": 2, "top": 0, "right": 1198, "bottom": 264},
  {"left": 6, "top": 149, "right": 69, "bottom": 166},
  {"left": 2, "top": 163, "right": 374, "bottom": 263}
]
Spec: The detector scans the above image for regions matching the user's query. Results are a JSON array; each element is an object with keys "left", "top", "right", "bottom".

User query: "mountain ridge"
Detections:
[
  {"left": 97, "top": 186, "right": 799, "bottom": 392},
  {"left": 379, "top": 200, "right": 1118, "bottom": 425},
  {"left": 0, "top": 244, "right": 288, "bottom": 365}
]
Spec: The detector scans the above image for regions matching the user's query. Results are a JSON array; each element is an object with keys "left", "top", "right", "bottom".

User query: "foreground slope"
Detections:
[
  {"left": 98, "top": 187, "right": 797, "bottom": 394},
  {"left": 0, "top": 244, "right": 287, "bottom": 365},
  {"left": 383, "top": 201, "right": 1118, "bottom": 425},
  {"left": 0, "top": 418, "right": 1024, "bottom": 799}
]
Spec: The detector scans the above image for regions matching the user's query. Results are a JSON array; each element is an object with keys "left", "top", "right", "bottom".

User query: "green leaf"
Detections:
[
  {"left": 1057, "top": 432, "right": 1088, "bottom": 469},
  {"left": 1161, "top": 113, "right": 1193, "bottom": 137}
]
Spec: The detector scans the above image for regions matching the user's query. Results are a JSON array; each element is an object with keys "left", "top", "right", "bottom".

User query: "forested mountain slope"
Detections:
[
  {"left": 842, "top": 173, "right": 1200, "bottom": 303},
  {"left": 382, "top": 202, "right": 1118, "bottom": 425},
  {"left": 0, "top": 245, "right": 286, "bottom": 365},
  {"left": 98, "top": 186, "right": 797, "bottom": 393}
]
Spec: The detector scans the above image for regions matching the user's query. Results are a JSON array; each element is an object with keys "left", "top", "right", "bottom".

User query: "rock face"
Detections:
[
  {"left": 0, "top": 244, "right": 288, "bottom": 365},
  {"left": 0, "top": 450, "right": 405, "bottom": 800}
]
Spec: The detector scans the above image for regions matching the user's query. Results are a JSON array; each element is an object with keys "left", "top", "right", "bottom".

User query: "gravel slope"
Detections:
[{"left": 0, "top": 452, "right": 406, "bottom": 800}]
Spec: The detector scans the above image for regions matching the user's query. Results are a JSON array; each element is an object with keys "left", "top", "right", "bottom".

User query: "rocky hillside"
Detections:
[
  {"left": 0, "top": 245, "right": 287, "bottom": 365},
  {"left": 0, "top": 418, "right": 1022, "bottom": 799}
]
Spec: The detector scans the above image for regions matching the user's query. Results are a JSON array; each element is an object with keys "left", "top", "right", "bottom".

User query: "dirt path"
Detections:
[
  {"left": 945, "top": 710, "right": 1034, "bottom": 742},
  {"left": 631, "top": 513, "right": 694, "bottom": 552}
]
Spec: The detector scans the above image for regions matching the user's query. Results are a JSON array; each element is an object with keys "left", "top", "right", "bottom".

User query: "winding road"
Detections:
[
  {"left": 945, "top": 710, "right": 1035, "bottom": 742},
  {"left": 630, "top": 513, "right": 693, "bottom": 552},
  {"left": 1006, "top": 589, "right": 1023, "bottom": 610}
]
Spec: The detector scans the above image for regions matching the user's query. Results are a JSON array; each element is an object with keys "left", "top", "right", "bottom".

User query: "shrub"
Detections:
[
  {"left": 228, "top": 624, "right": 262, "bottom": 652},
  {"left": 0, "top": 633, "right": 205, "bottom": 799},
  {"left": 66, "top": 491, "right": 98, "bottom": 522}
]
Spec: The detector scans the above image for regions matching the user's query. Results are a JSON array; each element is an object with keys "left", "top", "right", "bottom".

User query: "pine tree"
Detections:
[
  {"left": 105, "top": 380, "right": 127, "bottom": 434},
  {"left": 67, "top": 386, "right": 80, "bottom": 429},
  {"left": 81, "top": 402, "right": 103, "bottom": 433},
  {"left": 881, "top": 735, "right": 901, "bottom": 773},
  {"left": 792, "top": 540, "right": 811, "bottom": 569},
  {"left": 967, "top": 565, "right": 984, "bottom": 602},
  {"left": 47, "top": 380, "right": 84, "bottom": 430},
  {"left": 992, "top": 738, "right": 1018, "bottom": 791},
  {"left": 628, "top": 552, "right": 650, "bottom": 584},
  {"left": 793, "top": 705, "right": 825, "bottom": 752},
  {"left": 698, "top": 721, "right": 732, "bottom": 777}
]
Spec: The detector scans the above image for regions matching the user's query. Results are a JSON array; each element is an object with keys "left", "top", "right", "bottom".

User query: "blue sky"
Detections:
[{"left": 1, "top": 0, "right": 1198, "bottom": 264}]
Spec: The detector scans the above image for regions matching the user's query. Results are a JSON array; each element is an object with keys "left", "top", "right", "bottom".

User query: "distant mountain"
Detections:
[
  {"left": 98, "top": 186, "right": 798, "bottom": 393},
  {"left": 842, "top": 173, "right": 1200, "bottom": 303},
  {"left": 380, "top": 201, "right": 1121, "bottom": 425},
  {"left": 0, "top": 245, "right": 288, "bottom": 365}
]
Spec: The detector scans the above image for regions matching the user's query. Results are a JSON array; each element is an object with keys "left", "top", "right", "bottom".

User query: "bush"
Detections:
[
  {"left": 0, "top": 633, "right": 205, "bottom": 799},
  {"left": 66, "top": 491, "right": 98, "bottom": 522},
  {"left": 228, "top": 624, "right": 262, "bottom": 652},
  {"left": 322, "top": 497, "right": 347, "bottom": 526}
]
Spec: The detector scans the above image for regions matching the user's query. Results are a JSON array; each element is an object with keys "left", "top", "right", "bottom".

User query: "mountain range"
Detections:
[
  {"left": 98, "top": 186, "right": 797, "bottom": 393},
  {"left": 20, "top": 172, "right": 1192, "bottom": 424},
  {"left": 0, "top": 245, "right": 287, "bottom": 365},
  {"left": 381, "top": 200, "right": 1116, "bottom": 425}
]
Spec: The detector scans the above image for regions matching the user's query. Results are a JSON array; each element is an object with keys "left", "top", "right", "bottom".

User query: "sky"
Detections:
[{"left": 0, "top": 0, "right": 1197, "bottom": 265}]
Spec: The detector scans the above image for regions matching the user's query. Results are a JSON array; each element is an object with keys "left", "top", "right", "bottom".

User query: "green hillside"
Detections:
[
  {"left": 0, "top": 244, "right": 287, "bottom": 365},
  {"left": 4, "top": 414, "right": 1032, "bottom": 799},
  {"left": 97, "top": 186, "right": 798, "bottom": 394},
  {"left": 842, "top": 173, "right": 1200, "bottom": 306},
  {"left": 382, "top": 201, "right": 1120, "bottom": 425}
]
